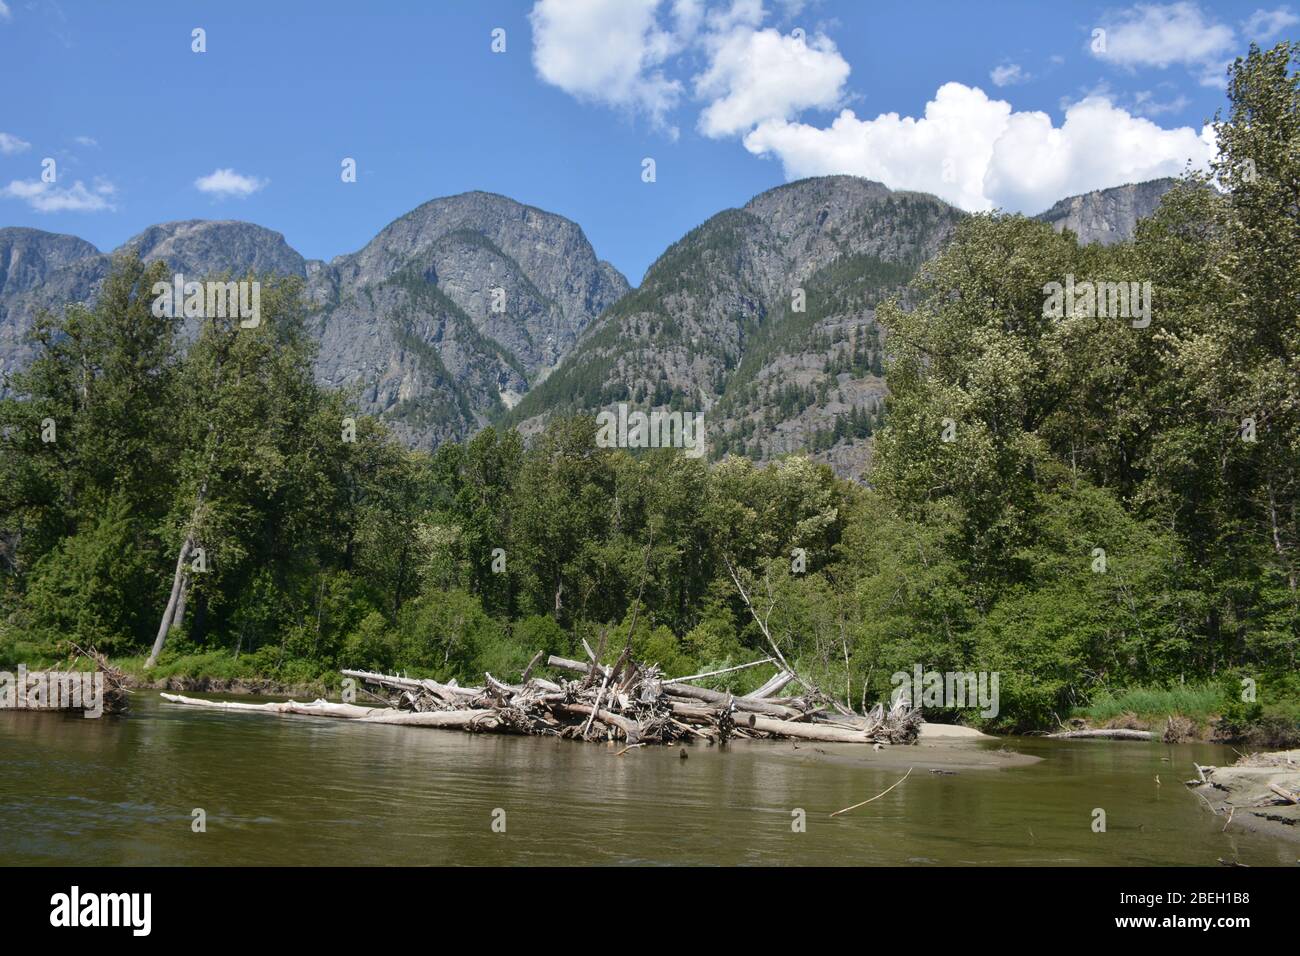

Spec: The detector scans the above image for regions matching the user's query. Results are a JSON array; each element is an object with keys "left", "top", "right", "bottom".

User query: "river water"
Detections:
[{"left": 0, "top": 693, "right": 1292, "bottom": 866}]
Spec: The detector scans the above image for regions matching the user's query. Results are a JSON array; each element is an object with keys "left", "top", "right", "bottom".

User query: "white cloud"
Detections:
[
  {"left": 528, "top": 0, "right": 844, "bottom": 136},
  {"left": 983, "top": 95, "right": 1214, "bottom": 212},
  {"left": 2, "top": 177, "right": 117, "bottom": 213},
  {"left": 695, "top": 27, "right": 849, "bottom": 137},
  {"left": 990, "top": 63, "right": 1028, "bottom": 87},
  {"left": 742, "top": 82, "right": 1216, "bottom": 214},
  {"left": 1243, "top": 6, "right": 1299, "bottom": 40},
  {"left": 1091, "top": 3, "right": 1235, "bottom": 69},
  {"left": 74, "top": 135, "right": 99, "bottom": 148},
  {"left": 529, "top": 0, "right": 685, "bottom": 128},
  {"left": 1087, "top": 2, "right": 1263, "bottom": 86},
  {"left": 0, "top": 1, "right": 11, "bottom": 22},
  {"left": 0, "top": 131, "right": 30, "bottom": 155},
  {"left": 194, "top": 168, "right": 267, "bottom": 198}
]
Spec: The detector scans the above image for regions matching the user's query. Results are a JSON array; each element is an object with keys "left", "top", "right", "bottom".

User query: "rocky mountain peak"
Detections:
[
  {"left": 1034, "top": 178, "right": 1179, "bottom": 245},
  {"left": 0, "top": 227, "right": 101, "bottom": 300},
  {"left": 116, "top": 220, "right": 308, "bottom": 277}
]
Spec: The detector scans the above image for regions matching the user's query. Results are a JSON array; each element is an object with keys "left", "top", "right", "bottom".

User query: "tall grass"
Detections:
[{"left": 1077, "top": 683, "right": 1228, "bottom": 722}]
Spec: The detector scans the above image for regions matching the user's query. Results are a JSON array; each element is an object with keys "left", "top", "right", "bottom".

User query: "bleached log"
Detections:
[
  {"left": 360, "top": 708, "right": 501, "bottom": 730},
  {"left": 745, "top": 670, "right": 796, "bottom": 699},
  {"left": 160, "top": 693, "right": 375, "bottom": 719},
  {"left": 1046, "top": 728, "right": 1155, "bottom": 740},
  {"left": 661, "top": 682, "right": 802, "bottom": 719},
  {"left": 552, "top": 703, "right": 641, "bottom": 743},
  {"left": 665, "top": 701, "right": 883, "bottom": 743},
  {"left": 484, "top": 673, "right": 523, "bottom": 697},
  {"left": 547, "top": 655, "right": 610, "bottom": 679},
  {"left": 340, "top": 669, "right": 483, "bottom": 699},
  {"left": 743, "top": 712, "right": 877, "bottom": 743}
]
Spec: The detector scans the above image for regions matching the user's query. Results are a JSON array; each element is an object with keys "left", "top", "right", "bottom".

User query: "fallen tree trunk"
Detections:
[
  {"left": 1047, "top": 728, "right": 1155, "bottom": 740},
  {"left": 160, "top": 693, "right": 375, "bottom": 718},
  {"left": 659, "top": 682, "right": 802, "bottom": 719},
  {"left": 360, "top": 708, "right": 501, "bottom": 730},
  {"left": 552, "top": 703, "right": 641, "bottom": 743},
  {"left": 745, "top": 670, "right": 796, "bottom": 699},
  {"left": 340, "top": 669, "right": 483, "bottom": 700}
]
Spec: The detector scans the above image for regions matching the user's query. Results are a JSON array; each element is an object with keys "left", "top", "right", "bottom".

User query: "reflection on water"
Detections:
[{"left": 0, "top": 693, "right": 1291, "bottom": 866}]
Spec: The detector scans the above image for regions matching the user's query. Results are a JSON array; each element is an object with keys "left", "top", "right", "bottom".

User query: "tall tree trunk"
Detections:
[
  {"left": 147, "top": 534, "right": 193, "bottom": 667},
  {"left": 1267, "top": 481, "right": 1297, "bottom": 593},
  {"left": 169, "top": 573, "right": 191, "bottom": 636},
  {"left": 148, "top": 467, "right": 212, "bottom": 666}
]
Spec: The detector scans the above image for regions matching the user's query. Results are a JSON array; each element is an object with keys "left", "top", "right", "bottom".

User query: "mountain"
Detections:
[
  {"left": 505, "top": 176, "right": 964, "bottom": 478},
  {"left": 0, "top": 227, "right": 100, "bottom": 299},
  {"left": 0, "top": 221, "right": 307, "bottom": 386},
  {"left": 0, "top": 228, "right": 102, "bottom": 384},
  {"left": 1033, "top": 178, "right": 1179, "bottom": 245},
  {"left": 306, "top": 192, "right": 628, "bottom": 448},
  {"left": 121, "top": 220, "right": 309, "bottom": 277},
  {"left": 0, "top": 198, "right": 627, "bottom": 447}
]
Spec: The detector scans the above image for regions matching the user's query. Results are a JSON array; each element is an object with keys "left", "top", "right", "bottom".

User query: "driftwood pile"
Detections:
[
  {"left": 3, "top": 644, "right": 130, "bottom": 716},
  {"left": 82, "top": 645, "right": 130, "bottom": 715},
  {"left": 161, "top": 651, "right": 922, "bottom": 747}
]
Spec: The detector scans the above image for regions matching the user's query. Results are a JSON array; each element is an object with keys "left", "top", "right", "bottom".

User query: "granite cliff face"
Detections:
[
  {"left": 0, "top": 228, "right": 102, "bottom": 383},
  {"left": 0, "top": 177, "right": 1180, "bottom": 465},
  {"left": 506, "top": 176, "right": 964, "bottom": 478},
  {"left": 0, "top": 227, "right": 100, "bottom": 299},
  {"left": 306, "top": 192, "right": 629, "bottom": 448},
  {"left": 1033, "top": 178, "right": 1179, "bottom": 246}
]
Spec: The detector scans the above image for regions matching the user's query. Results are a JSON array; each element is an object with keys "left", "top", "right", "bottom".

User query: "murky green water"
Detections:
[{"left": 0, "top": 693, "right": 1292, "bottom": 866}]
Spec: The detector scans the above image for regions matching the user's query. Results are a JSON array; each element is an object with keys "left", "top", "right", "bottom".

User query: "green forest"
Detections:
[{"left": 1, "top": 44, "right": 1296, "bottom": 739}]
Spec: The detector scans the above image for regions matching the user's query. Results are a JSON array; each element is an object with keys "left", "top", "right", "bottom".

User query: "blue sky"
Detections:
[{"left": 0, "top": 1, "right": 1294, "bottom": 284}]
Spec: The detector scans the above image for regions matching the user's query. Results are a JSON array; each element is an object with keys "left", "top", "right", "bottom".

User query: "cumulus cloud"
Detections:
[
  {"left": 528, "top": 0, "right": 845, "bottom": 136},
  {"left": 2, "top": 177, "right": 117, "bottom": 213},
  {"left": 1090, "top": 3, "right": 1234, "bottom": 70},
  {"left": 529, "top": 0, "right": 686, "bottom": 128},
  {"left": 194, "top": 168, "right": 267, "bottom": 198},
  {"left": 1243, "top": 6, "right": 1299, "bottom": 39},
  {"left": 742, "top": 82, "right": 1215, "bottom": 214},
  {"left": 990, "top": 63, "right": 1028, "bottom": 87},
  {"left": 0, "top": 131, "right": 30, "bottom": 155},
  {"left": 695, "top": 27, "right": 849, "bottom": 137},
  {"left": 1088, "top": 3, "right": 1294, "bottom": 86}
]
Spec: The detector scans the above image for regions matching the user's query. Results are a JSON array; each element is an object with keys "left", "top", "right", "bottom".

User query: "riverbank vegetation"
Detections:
[{"left": 0, "top": 44, "right": 1296, "bottom": 739}]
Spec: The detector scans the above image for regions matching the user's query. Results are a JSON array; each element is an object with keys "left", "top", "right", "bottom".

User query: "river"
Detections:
[{"left": 0, "top": 692, "right": 1291, "bottom": 866}]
